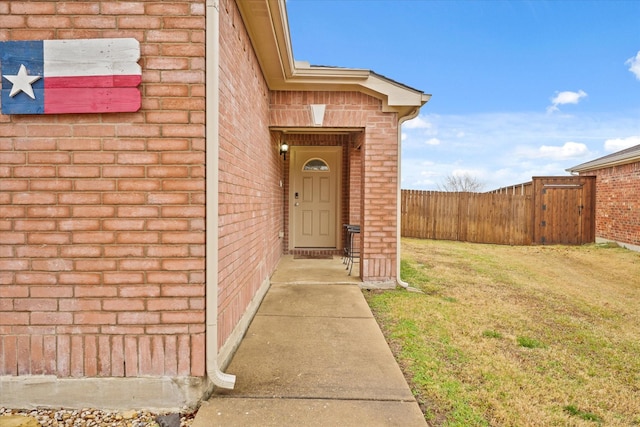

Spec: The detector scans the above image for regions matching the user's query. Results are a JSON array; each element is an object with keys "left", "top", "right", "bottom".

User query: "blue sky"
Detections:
[{"left": 287, "top": 0, "right": 640, "bottom": 190}]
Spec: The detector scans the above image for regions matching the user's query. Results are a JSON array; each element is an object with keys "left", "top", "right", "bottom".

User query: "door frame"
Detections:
[{"left": 288, "top": 145, "right": 342, "bottom": 251}]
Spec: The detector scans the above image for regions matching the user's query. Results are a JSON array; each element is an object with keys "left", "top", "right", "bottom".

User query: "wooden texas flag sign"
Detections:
[{"left": 0, "top": 38, "right": 141, "bottom": 114}]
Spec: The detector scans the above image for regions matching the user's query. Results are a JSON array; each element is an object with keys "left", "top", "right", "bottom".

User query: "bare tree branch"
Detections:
[{"left": 437, "top": 173, "right": 485, "bottom": 192}]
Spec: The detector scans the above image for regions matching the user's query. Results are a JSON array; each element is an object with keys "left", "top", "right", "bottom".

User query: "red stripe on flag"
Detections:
[
  {"left": 44, "top": 87, "right": 141, "bottom": 114},
  {"left": 44, "top": 75, "right": 141, "bottom": 89}
]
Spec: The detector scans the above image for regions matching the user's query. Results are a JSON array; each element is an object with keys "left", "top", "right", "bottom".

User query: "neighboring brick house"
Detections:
[
  {"left": 567, "top": 144, "right": 640, "bottom": 252},
  {"left": 0, "top": 0, "right": 429, "bottom": 410}
]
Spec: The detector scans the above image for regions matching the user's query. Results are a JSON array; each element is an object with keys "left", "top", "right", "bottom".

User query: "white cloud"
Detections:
[
  {"left": 538, "top": 142, "right": 589, "bottom": 160},
  {"left": 451, "top": 168, "right": 488, "bottom": 182},
  {"left": 400, "top": 111, "right": 640, "bottom": 190},
  {"left": 626, "top": 50, "right": 640, "bottom": 80},
  {"left": 403, "top": 115, "right": 432, "bottom": 129},
  {"left": 512, "top": 142, "right": 591, "bottom": 162},
  {"left": 604, "top": 136, "right": 640, "bottom": 152},
  {"left": 551, "top": 90, "right": 588, "bottom": 105},
  {"left": 419, "top": 169, "right": 439, "bottom": 177},
  {"left": 425, "top": 138, "right": 440, "bottom": 146},
  {"left": 546, "top": 90, "right": 588, "bottom": 113}
]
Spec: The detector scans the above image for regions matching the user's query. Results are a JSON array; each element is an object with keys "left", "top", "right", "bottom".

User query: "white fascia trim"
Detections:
[
  {"left": 566, "top": 155, "right": 640, "bottom": 173},
  {"left": 289, "top": 65, "right": 429, "bottom": 113},
  {"left": 240, "top": 0, "right": 429, "bottom": 114},
  {"left": 292, "top": 63, "right": 371, "bottom": 80}
]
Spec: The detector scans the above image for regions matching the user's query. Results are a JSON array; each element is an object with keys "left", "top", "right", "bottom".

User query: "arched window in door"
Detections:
[{"left": 303, "top": 158, "right": 329, "bottom": 171}]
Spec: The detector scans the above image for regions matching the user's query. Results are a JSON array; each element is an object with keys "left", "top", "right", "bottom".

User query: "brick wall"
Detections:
[
  {"left": 361, "top": 113, "right": 399, "bottom": 282},
  {"left": 583, "top": 162, "right": 640, "bottom": 246},
  {"left": 350, "top": 132, "right": 364, "bottom": 225},
  {"left": 270, "top": 91, "right": 399, "bottom": 283},
  {"left": 0, "top": 1, "right": 208, "bottom": 377},
  {"left": 0, "top": 0, "right": 405, "bottom": 385},
  {"left": 217, "top": 0, "right": 282, "bottom": 346}
]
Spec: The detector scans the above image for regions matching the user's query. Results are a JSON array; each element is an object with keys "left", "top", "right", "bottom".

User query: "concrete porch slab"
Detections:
[
  {"left": 269, "top": 255, "right": 361, "bottom": 285},
  {"left": 195, "top": 397, "right": 425, "bottom": 427},
  {"left": 195, "top": 283, "right": 427, "bottom": 426}
]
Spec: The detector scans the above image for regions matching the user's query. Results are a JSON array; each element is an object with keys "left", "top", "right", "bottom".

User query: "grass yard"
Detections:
[{"left": 365, "top": 238, "right": 640, "bottom": 426}]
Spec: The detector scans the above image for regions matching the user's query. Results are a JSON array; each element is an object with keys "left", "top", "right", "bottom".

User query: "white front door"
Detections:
[{"left": 290, "top": 146, "right": 341, "bottom": 249}]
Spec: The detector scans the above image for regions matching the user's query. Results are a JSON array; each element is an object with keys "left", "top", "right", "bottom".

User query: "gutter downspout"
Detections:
[
  {"left": 396, "top": 108, "right": 423, "bottom": 292},
  {"left": 205, "top": 0, "right": 235, "bottom": 389}
]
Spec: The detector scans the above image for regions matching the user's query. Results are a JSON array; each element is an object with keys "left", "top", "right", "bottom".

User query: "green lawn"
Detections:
[{"left": 365, "top": 238, "right": 640, "bottom": 426}]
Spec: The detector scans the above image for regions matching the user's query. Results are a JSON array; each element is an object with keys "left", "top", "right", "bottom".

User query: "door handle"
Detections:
[{"left": 295, "top": 202, "right": 299, "bottom": 206}]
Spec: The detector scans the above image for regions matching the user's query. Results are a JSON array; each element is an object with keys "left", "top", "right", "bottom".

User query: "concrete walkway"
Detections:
[{"left": 193, "top": 257, "right": 427, "bottom": 426}]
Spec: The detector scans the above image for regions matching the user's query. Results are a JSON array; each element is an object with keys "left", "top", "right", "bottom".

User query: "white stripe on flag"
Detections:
[{"left": 43, "top": 38, "right": 141, "bottom": 77}]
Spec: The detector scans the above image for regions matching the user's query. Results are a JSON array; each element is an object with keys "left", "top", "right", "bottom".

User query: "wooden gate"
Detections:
[
  {"left": 532, "top": 177, "right": 595, "bottom": 245},
  {"left": 401, "top": 176, "right": 595, "bottom": 246}
]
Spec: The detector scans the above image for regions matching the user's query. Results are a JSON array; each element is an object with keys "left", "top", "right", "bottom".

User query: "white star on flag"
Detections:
[
  {"left": 3, "top": 64, "right": 42, "bottom": 99},
  {"left": 1, "top": 38, "right": 141, "bottom": 114}
]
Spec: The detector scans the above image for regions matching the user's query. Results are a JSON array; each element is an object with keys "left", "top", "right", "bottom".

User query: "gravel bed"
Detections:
[{"left": 0, "top": 407, "right": 196, "bottom": 426}]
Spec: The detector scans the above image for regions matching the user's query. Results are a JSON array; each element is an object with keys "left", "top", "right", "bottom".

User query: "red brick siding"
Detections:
[
  {"left": 0, "top": 1, "right": 207, "bottom": 377},
  {"left": 270, "top": 91, "right": 399, "bottom": 282},
  {"left": 582, "top": 162, "right": 640, "bottom": 246},
  {"left": 0, "top": 0, "right": 405, "bottom": 383},
  {"left": 217, "top": 0, "right": 283, "bottom": 346},
  {"left": 350, "top": 132, "right": 364, "bottom": 224}
]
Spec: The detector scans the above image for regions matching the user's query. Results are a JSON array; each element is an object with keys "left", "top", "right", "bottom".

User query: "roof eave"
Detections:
[
  {"left": 566, "top": 145, "right": 640, "bottom": 173},
  {"left": 567, "top": 154, "right": 640, "bottom": 173},
  {"left": 236, "top": 0, "right": 430, "bottom": 118}
]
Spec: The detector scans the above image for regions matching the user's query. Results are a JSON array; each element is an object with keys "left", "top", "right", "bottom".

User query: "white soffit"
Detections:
[{"left": 236, "top": 0, "right": 430, "bottom": 116}]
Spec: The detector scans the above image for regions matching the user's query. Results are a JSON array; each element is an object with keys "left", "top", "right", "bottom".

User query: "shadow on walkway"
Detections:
[{"left": 193, "top": 256, "right": 427, "bottom": 426}]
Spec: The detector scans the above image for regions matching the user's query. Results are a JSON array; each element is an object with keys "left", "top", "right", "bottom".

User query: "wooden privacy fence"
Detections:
[
  {"left": 402, "top": 190, "right": 532, "bottom": 245},
  {"left": 401, "top": 176, "right": 595, "bottom": 246}
]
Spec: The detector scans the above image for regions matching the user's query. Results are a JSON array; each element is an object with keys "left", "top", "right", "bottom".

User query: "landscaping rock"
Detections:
[
  {"left": 156, "top": 413, "right": 181, "bottom": 427},
  {"left": 0, "top": 407, "right": 195, "bottom": 426}
]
